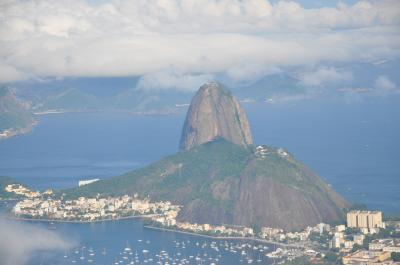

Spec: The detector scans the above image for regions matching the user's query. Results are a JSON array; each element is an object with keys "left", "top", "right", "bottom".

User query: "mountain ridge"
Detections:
[
  {"left": 0, "top": 87, "right": 35, "bottom": 134},
  {"left": 64, "top": 139, "right": 348, "bottom": 231}
]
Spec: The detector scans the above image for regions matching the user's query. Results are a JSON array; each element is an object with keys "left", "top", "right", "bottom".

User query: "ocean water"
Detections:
[
  {"left": 0, "top": 96, "right": 399, "bottom": 264},
  {"left": 246, "top": 97, "right": 400, "bottom": 215},
  {"left": 13, "top": 217, "right": 273, "bottom": 265},
  {"left": 0, "top": 97, "right": 398, "bottom": 214},
  {"left": 0, "top": 112, "right": 184, "bottom": 190}
]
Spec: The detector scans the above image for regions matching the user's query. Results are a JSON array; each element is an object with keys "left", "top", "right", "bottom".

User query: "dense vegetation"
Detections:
[
  {"left": 65, "top": 139, "right": 330, "bottom": 200},
  {"left": 62, "top": 138, "right": 347, "bottom": 231},
  {"left": 63, "top": 139, "right": 251, "bottom": 201},
  {"left": 392, "top": 252, "right": 400, "bottom": 262},
  {"left": 64, "top": 139, "right": 312, "bottom": 199}
]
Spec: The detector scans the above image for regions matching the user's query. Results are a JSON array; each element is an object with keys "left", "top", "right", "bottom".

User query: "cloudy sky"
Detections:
[{"left": 0, "top": 0, "right": 399, "bottom": 90}]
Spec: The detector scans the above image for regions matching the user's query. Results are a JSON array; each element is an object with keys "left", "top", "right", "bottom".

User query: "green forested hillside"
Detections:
[{"left": 64, "top": 139, "right": 348, "bottom": 231}]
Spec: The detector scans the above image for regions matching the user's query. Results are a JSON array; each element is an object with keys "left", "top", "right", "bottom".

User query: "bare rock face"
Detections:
[{"left": 180, "top": 82, "right": 253, "bottom": 150}]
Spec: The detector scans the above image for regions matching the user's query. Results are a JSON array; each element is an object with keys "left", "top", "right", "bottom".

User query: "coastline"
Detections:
[
  {"left": 33, "top": 108, "right": 181, "bottom": 117},
  {"left": 33, "top": 109, "right": 103, "bottom": 115},
  {"left": 143, "top": 225, "right": 304, "bottom": 249},
  {"left": 0, "top": 120, "right": 37, "bottom": 141},
  {"left": 1, "top": 108, "right": 180, "bottom": 141},
  {"left": 6, "top": 212, "right": 302, "bottom": 249},
  {"left": 7, "top": 214, "right": 156, "bottom": 224},
  {"left": 0, "top": 198, "right": 19, "bottom": 202}
]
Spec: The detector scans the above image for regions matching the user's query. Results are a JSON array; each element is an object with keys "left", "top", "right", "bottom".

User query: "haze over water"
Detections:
[
  {"left": 0, "top": 96, "right": 399, "bottom": 265},
  {"left": 0, "top": 96, "right": 399, "bottom": 215}
]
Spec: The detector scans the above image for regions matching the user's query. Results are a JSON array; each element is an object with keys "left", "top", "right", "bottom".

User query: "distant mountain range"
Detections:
[
  {"left": 12, "top": 77, "right": 190, "bottom": 113},
  {"left": 0, "top": 87, "right": 35, "bottom": 135},
  {"left": 231, "top": 74, "right": 306, "bottom": 101},
  {"left": 4, "top": 60, "right": 397, "bottom": 136},
  {"left": 8, "top": 73, "right": 307, "bottom": 114},
  {"left": 1, "top": 74, "right": 308, "bottom": 137},
  {"left": 3, "top": 60, "right": 399, "bottom": 117}
]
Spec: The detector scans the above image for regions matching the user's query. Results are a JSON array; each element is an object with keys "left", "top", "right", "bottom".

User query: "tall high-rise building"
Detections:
[{"left": 347, "top": 211, "right": 383, "bottom": 229}]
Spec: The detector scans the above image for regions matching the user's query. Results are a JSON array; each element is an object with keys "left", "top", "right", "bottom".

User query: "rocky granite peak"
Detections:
[
  {"left": 67, "top": 82, "right": 349, "bottom": 231},
  {"left": 179, "top": 82, "right": 253, "bottom": 150}
]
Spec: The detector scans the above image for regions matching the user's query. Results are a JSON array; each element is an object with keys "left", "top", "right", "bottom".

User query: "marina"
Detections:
[{"left": 20, "top": 217, "right": 291, "bottom": 265}]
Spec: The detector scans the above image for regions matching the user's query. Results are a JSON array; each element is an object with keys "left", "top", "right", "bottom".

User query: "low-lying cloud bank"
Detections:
[
  {"left": 0, "top": 0, "right": 399, "bottom": 88},
  {"left": 0, "top": 216, "right": 76, "bottom": 265}
]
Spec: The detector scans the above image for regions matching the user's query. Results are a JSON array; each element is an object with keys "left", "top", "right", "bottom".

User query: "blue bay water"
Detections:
[
  {"left": 246, "top": 97, "right": 400, "bottom": 215},
  {"left": 14, "top": 217, "right": 271, "bottom": 265},
  {"left": 0, "top": 97, "right": 398, "bottom": 214},
  {"left": 0, "top": 112, "right": 185, "bottom": 190},
  {"left": 0, "top": 96, "right": 399, "bottom": 265}
]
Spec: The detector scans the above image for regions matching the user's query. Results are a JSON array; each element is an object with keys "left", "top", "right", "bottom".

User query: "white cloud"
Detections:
[
  {"left": 0, "top": 63, "right": 27, "bottom": 83},
  {"left": 225, "top": 64, "right": 282, "bottom": 83},
  {"left": 0, "top": 0, "right": 399, "bottom": 85},
  {"left": 299, "top": 67, "right": 353, "bottom": 86},
  {"left": 374, "top": 75, "right": 397, "bottom": 90},
  {"left": 137, "top": 70, "right": 213, "bottom": 91},
  {"left": 0, "top": 217, "right": 76, "bottom": 265},
  {"left": 38, "top": 14, "right": 91, "bottom": 38}
]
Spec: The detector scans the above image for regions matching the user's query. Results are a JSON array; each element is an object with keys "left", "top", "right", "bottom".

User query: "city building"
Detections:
[
  {"left": 260, "top": 227, "right": 283, "bottom": 238},
  {"left": 331, "top": 232, "right": 345, "bottom": 249},
  {"left": 354, "top": 234, "right": 365, "bottom": 246},
  {"left": 383, "top": 240, "right": 400, "bottom": 253},
  {"left": 342, "top": 250, "right": 391, "bottom": 265},
  {"left": 370, "top": 239, "right": 394, "bottom": 251},
  {"left": 347, "top": 211, "right": 384, "bottom": 229}
]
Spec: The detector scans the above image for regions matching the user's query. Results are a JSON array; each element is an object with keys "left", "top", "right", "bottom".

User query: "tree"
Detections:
[
  {"left": 392, "top": 252, "right": 400, "bottom": 262},
  {"left": 324, "top": 252, "right": 338, "bottom": 262},
  {"left": 345, "top": 227, "right": 360, "bottom": 235},
  {"left": 378, "top": 228, "right": 392, "bottom": 238},
  {"left": 362, "top": 234, "right": 379, "bottom": 249},
  {"left": 351, "top": 244, "right": 364, "bottom": 252}
]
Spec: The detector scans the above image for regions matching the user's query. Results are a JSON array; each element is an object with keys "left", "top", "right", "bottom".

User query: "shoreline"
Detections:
[
  {"left": 1, "top": 108, "right": 180, "bottom": 141},
  {"left": 7, "top": 214, "right": 156, "bottom": 224},
  {"left": 143, "top": 225, "right": 304, "bottom": 249},
  {"left": 0, "top": 198, "right": 19, "bottom": 202},
  {"left": 0, "top": 120, "right": 38, "bottom": 141},
  {"left": 6, "top": 213, "right": 302, "bottom": 249},
  {"left": 33, "top": 108, "right": 181, "bottom": 117},
  {"left": 1, "top": 108, "right": 179, "bottom": 142}
]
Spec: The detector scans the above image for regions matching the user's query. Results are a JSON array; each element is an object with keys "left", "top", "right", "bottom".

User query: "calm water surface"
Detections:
[
  {"left": 1, "top": 97, "right": 398, "bottom": 214},
  {"left": 0, "top": 96, "right": 399, "bottom": 264},
  {"left": 21, "top": 218, "right": 274, "bottom": 265}
]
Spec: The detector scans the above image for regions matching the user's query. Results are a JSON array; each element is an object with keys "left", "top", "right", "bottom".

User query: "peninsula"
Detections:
[{"left": 63, "top": 82, "right": 348, "bottom": 231}]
